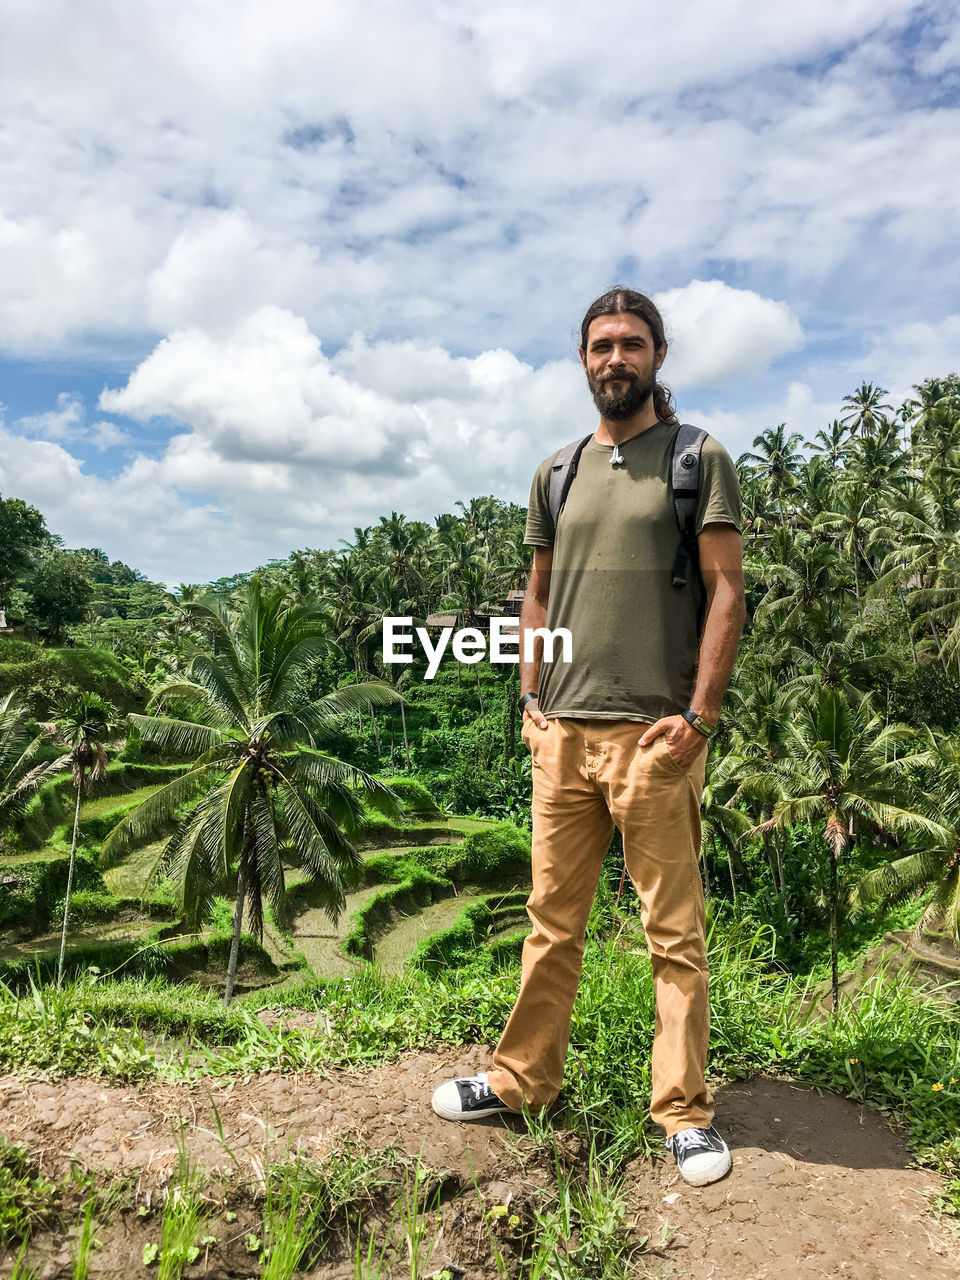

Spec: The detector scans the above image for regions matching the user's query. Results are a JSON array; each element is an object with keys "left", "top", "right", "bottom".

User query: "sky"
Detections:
[{"left": 1, "top": 0, "right": 959, "bottom": 586}]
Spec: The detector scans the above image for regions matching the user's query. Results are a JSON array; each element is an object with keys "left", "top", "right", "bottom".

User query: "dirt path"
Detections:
[{"left": 0, "top": 1050, "right": 956, "bottom": 1279}]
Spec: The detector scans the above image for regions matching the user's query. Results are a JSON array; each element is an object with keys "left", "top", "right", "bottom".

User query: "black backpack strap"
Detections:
[
  {"left": 670, "top": 425, "right": 709, "bottom": 629},
  {"left": 547, "top": 435, "right": 594, "bottom": 531}
]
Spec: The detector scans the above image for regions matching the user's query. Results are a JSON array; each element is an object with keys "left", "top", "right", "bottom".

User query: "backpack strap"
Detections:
[
  {"left": 670, "top": 425, "right": 710, "bottom": 642},
  {"left": 547, "top": 434, "right": 594, "bottom": 532}
]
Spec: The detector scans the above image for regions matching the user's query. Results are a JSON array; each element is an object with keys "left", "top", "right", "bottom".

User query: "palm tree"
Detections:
[
  {"left": 738, "top": 425, "right": 804, "bottom": 518},
  {"left": 53, "top": 691, "right": 117, "bottom": 985},
  {"left": 813, "top": 481, "right": 884, "bottom": 599},
  {"left": 103, "top": 580, "right": 401, "bottom": 1004},
  {"left": 841, "top": 383, "right": 894, "bottom": 437},
  {"left": 807, "top": 419, "right": 851, "bottom": 465},
  {"left": 0, "top": 694, "right": 67, "bottom": 840},
  {"left": 741, "top": 688, "right": 947, "bottom": 1010},
  {"left": 755, "top": 530, "right": 850, "bottom": 630},
  {"left": 850, "top": 727, "right": 960, "bottom": 952}
]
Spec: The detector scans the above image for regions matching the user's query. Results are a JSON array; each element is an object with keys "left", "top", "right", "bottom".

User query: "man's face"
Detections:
[{"left": 579, "top": 312, "right": 666, "bottom": 421}]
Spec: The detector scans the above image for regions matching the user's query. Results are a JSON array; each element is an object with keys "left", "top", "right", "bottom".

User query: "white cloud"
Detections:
[
  {"left": 861, "top": 314, "right": 960, "bottom": 403},
  {"left": 16, "top": 393, "right": 84, "bottom": 441},
  {"left": 65, "top": 309, "right": 588, "bottom": 577},
  {"left": 655, "top": 280, "right": 804, "bottom": 388},
  {"left": 1, "top": 0, "right": 958, "bottom": 581},
  {"left": 87, "top": 420, "right": 132, "bottom": 450},
  {"left": 0, "top": 1, "right": 956, "bottom": 357},
  {"left": 14, "top": 394, "right": 131, "bottom": 451}
]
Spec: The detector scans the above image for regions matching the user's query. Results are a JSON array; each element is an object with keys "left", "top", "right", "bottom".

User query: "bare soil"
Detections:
[{"left": 0, "top": 1045, "right": 957, "bottom": 1279}]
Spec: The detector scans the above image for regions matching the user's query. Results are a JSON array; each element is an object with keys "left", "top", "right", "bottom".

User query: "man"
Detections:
[{"left": 431, "top": 288, "right": 745, "bottom": 1188}]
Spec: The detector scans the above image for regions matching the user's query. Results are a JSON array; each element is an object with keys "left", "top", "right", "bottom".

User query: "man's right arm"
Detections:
[{"left": 520, "top": 545, "right": 552, "bottom": 730}]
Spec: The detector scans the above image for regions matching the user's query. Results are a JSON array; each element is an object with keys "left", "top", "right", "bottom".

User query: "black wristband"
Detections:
[
  {"left": 681, "top": 708, "right": 714, "bottom": 738},
  {"left": 518, "top": 692, "right": 539, "bottom": 716}
]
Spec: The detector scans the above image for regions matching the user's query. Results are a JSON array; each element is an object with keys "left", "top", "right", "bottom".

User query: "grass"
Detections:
[
  {"left": 152, "top": 1131, "right": 209, "bottom": 1280},
  {"left": 71, "top": 1196, "right": 99, "bottom": 1280},
  {"left": 0, "top": 909, "right": 958, "bottom": 1213},
  {"left": 0, "top": 1138, "right": 59, "bottom": 1248}
]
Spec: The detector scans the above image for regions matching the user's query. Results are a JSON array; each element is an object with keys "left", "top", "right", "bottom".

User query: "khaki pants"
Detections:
[{"left": 488, "top": 718, "right": 713, "bottom": 1137}]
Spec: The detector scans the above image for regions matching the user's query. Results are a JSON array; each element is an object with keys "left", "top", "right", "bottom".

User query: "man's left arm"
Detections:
[
  {"left": 688, "top": 523, "right": 745, "bottom": 726},
  {"left": 639, "top": 524, "right": 745, "bottom": 764}
]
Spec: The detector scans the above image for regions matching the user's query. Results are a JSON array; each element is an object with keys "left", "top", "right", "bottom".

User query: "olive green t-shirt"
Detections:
[{"left": 525, "top": 422, "right": 742, "bottom": 724}]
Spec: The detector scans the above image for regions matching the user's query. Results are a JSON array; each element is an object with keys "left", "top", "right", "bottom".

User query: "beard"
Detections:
[{"left": 588, "top": 367, "right": 657, "bottom": 421}]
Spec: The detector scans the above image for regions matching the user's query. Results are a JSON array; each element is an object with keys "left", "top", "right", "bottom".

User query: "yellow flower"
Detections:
[
  {"left": 849, "top": 1058, "right": 858, "bottom": 1065},
  {"left": 932, "top": 1082, "right": 944, "bottom": 1092},
  {"left": 951, "top": 1078, "right": 958, "bottom": 1085}
]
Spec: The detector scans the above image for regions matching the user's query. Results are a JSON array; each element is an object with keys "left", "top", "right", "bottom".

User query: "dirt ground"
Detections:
[{"left": 1, "top": 1038, "right": 958, "bottom": 1279}]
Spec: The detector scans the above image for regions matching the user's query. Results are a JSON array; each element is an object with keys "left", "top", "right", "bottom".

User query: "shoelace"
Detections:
[
  {"left": 671, "top": 1127, "right": 709, "bottom": 1153},
  {"left": 467, "top": 1078, "right": 494, "bottom": 1102}
]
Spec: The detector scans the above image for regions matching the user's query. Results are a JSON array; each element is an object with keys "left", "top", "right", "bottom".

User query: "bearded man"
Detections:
[{"left": 432, "top": 287, "right": 745, "bottom": 1188}]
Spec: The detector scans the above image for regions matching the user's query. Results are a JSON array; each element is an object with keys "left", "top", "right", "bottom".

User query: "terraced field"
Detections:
[{"left": 0, "top": 766, "right": 533, "bottom": 995}]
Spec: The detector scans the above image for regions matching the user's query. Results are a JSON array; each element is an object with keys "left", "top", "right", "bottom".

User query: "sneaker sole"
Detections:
[
  {"left": 431, "top": 1096, "right": 515, "bottom": 1122},
  {"left": 676, "top": 1148, "right": 732, "bottom": 1186}
]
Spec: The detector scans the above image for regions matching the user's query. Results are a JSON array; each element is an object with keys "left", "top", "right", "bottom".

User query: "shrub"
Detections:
[
  {"left": 412, "top": 821, "right": 530, "bottom": 885},
  {"left": 0, "top": 852, "right": 105, "bottom": 931},
  {"left": 0, "top": 645, "right": 141, "bottom": 718},
  {"left": 378, "top": 776, "right": 444, "bottom": 817},
  {"left": 51, "top": 888, "right": 121, "bottom": 924}
]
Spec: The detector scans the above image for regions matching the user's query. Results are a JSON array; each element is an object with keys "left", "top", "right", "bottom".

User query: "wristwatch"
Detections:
[
  {"left": 681, "top": 708, "right": 715, "bottom": 738},
  {"left": 519, "top": 692, "right": 539, "bottom": 716}
]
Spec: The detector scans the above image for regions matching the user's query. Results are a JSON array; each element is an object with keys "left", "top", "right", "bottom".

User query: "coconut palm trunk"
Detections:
[
  {"left": 399, "top": 700, "right": 411, "bottom": 770},
  {"left": 726, "top": 847, "right": 738, "bottom": 905},
  {"left": 57, "top": 784, "right": 83, "bottom": 986},
  {"left": 53, "top": 692, "right": 115, "bottom": 987},
  {"left": 223, "top": 846, "right": 249, "bottom": 1007},
  {"left": 828, "top": 838, "right": 840, "bottom": 1011}
]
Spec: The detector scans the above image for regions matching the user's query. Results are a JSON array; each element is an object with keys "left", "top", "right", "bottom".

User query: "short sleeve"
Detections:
[
  {"left": 524, "top": 456, "right": 557, "bottom": 546},
  {"left": 696, "top": 436, "right": 742, "bottom": 535}
]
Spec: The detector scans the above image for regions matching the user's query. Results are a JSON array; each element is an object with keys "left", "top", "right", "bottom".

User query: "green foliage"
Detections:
[
  {"left": 0, "top": 495, "right": 50, "bottom": 601},
  {"left": 0, "top": 638, "right": 39, "bottom": 663},
  {"left": 154, "top": 1137, "right": 209, "bottom": 1280},
  {"left": 52, "top": 888, "right": 121, "bottom": 924},
  {"left": 23, "top": 550, "right": 93, "bottom": 641},
  {"left": 0, "top": 643, "right": 140, "bottom": 719},
  {"left": 399, "top": 824, "right": 528, "bottom": 886},
  {"left": 0, "top": 852, "right": 105, "bottom": 931},
  {"left": 377, "top": 775, "right": 444, "bottom": 817},
  {"left": 888, "top": 664, "right": 960, "bottom": 732},
  {"left": 0, "top": 1137, "right": 59, "bottom": 1248},
  {"left": 0, "top": 976, "right": 157, "bottom": 1077}
]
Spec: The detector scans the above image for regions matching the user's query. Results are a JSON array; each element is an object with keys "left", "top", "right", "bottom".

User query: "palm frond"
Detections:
[
  {"left": 101, "top": 763, "right": 220, "bottom": 862},
  {"left": 128, "top": 712, "right": 227, "bottom": 757},
  {"left": 186, "top": 655, "right": 252, "bottom": 732},
  {"left": 851, "top": 848, "right": 946, "bottom": 912}
]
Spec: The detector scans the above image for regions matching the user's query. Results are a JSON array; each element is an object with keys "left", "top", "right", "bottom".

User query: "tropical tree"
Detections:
[
  {"left": 0, "top": 694, "right": 66, "bottom": 840},
  {"left": 806, "top": 419, "right": 851, "bottom": 465},
  {"left": 740, "top": 689, "right": 947, "bottom": 1010},
  {"left": 841, "top": 382, "right": 894, "bottom": 437},
  {"left": 53, "top": 691, "right": 117, "bottom": 984},
  {"left": 103, "top": 580, "right": 401, "bottom": 1004},
  {"left": 738, "top": 425, "right": 804, "bottom": 518},
  {"left": 850, "top": 727, "right": 960, "bottom": 951}
]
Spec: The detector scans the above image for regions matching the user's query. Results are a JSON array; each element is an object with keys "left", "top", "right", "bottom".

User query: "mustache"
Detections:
[{"left": 600, "top": 369, "right": 637, "bottom": 383}]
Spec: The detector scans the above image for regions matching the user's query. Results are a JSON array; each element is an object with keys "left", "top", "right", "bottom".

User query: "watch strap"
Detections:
[
  {"left": 519, "top": 692, "right": 539, "bottom": 716},
  {"left": 681, "top": 708, "right": 714, "bottom": 738}
]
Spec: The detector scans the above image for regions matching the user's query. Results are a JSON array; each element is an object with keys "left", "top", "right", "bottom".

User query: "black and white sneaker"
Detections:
[
  {"left": 431, "top": 1072, "right": 516, "bottom": 1122},
  {"left": 666, "top": 1125, "right": 732, "bottom": 1186}
]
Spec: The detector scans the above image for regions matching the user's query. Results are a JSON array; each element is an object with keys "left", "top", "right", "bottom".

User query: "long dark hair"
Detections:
[{"left": 580, "top": 287, "right": 678, "bottom": 424}]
